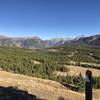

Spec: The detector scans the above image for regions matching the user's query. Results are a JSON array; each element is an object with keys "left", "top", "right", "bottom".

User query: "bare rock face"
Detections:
[
  {"left": 64, "top": 34, "right": 100, "bottom": 46},
  {"left": 0, "top": 34, "right": 99, "bottom": 49}
]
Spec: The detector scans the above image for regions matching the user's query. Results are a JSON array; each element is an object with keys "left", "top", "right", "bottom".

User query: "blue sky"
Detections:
[{"left": 0, "top": 0, "right": 100, "bottom": 39}]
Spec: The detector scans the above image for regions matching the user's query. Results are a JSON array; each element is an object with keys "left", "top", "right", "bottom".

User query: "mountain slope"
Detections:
[
  {"left": 64, "top": 34, "right": 100, "bottom": 46},
  {"left": 0, "top": 34, "right": 99, "bottom": 49},
  {"left": 0, "top": 36, "right": 69, "bottom": 48},
  {"left": 0, "top": 70, "right": 100, "bottom": 100},
  {"left": 0, "top": 70, "right": 85, "bottom": 100}
]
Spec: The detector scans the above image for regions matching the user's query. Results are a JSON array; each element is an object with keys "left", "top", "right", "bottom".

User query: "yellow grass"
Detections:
[
  {"left": 54, "top": 65, "right": 100, "bottom": 77},
  {"left": 0, "top": 70, "right": 85, "bottom": 100},
  {"left": 67, "top": 65, "right": 100, "bottom": 77},
  {"left": 47, "top": 49, "right": 58, "bottom": 52},
  {"left": 70, "top": 60, "right": 100, "bottom": 67},
  {"left": 33, "top": 60, "right": 41, "bottom": 64},
  {"left": 0, "top": 70, "right": 99, "bottom": 100}
]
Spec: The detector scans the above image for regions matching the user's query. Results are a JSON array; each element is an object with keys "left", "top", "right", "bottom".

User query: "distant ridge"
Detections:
[
  {"left": 64, "top": 34, "right": 100, "bottom": 46},
  {"left": 0, "top": 35, "right": 71, "bottom": 48},
  {"left": 0, "top": 34, "right": 99, "bottom": 48}
]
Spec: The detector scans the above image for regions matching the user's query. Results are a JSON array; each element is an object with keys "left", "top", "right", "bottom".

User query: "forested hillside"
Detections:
[{"left": 0, "top": 45, "right": 100, "bottom": 91}]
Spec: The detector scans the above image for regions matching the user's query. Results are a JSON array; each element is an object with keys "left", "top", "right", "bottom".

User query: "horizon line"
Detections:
[{"left": 0, "top": 33, "right": 99, "bottom": 40}]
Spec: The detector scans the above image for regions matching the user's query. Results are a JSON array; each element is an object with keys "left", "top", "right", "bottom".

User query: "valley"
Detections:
[
  {"left": 0, "top": 0, "right": 100, "bottom": 99},
  {"left": 0, "top": 36, "right": 100, "bottom": 99}
]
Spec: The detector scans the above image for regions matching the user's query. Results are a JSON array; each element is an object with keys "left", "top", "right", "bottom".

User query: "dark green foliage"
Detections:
[
  {"left": 80, "top": 64, "right": 100, "bottom": 70},
  {"left": 55, "top": 74, "right": 85, "bottom": 91},
  {"left": 56, "top": 65, "right": 69, "bottom": 72},
  {"left": 93, "top": 77, "right": 100, "bottom": 89}
]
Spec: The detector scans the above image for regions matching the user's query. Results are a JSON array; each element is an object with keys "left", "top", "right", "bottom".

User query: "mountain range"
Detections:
[
  {"left": 0, "top": 35, "right": 71, "bottom": 48},
  {"left": 64, "top": 34, "right": 100, "bottom": 46},
  {"left": 0, "top": 34, "right": 99, "bottom": 48}
]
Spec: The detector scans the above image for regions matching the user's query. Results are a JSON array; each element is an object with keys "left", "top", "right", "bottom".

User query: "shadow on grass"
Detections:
[
  {"left": 0, "top": 86, "right": 44, "bottom": 100},
  {"left": 58, "top": 96, "right": 65, "bottom": 100}
]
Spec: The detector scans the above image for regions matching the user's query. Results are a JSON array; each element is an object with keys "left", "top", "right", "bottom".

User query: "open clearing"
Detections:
[
  {"left": 54, "top": 65, "right": 100, "bottom": 77},
  {"left": 70, "top": 60, "right": 100, "bottom": 67},
  {"left": 0, "top": 70, "right": 99, "bottom": 100},
  {"left": 0, "top": 70, "right": 85, "bottom": 100}
]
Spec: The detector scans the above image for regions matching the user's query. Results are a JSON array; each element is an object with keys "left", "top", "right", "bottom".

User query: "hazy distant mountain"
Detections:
[
  {"left": 0, "top": 34, "right": 99, "bottom": 49},
  {"left": 0, "top": 35, "right": 8, "bottom": 39},
  {"left": 0, "top": 36, "right": 70, "bottom": 48},
  {"left": 45, "top": 38, "right": 71, "bottom": 47},
  {"left": 78, "top": 34, "right": 100, "bottom": 45},
  {"left": 64, "top": 34, "right": 100, "bottom": 46}
]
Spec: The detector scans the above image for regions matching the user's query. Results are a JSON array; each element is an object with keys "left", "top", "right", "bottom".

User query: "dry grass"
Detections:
[
  {"left": 0, "top": 70, "right": 85, "bottom": 100},
  {"left": 30, "top": 60, "right": 41, "bottom": 64},
  {"left": 70, "top": 60, "right": 100, "bottom": 67},
  {"left": 54, "top": 65, "right": 100, "bottom": 77},
  {"left": 67, "top": 65, "right": 100, "bottom": 77},
  {"left": 47, "top": 49, "right": 58, "bottom": 52},
  {"left": 0, "top": 70, "right": 99, "bottom": 100},
  {"left": 80, "top": 62, "right": 100, "bottom": 67},
  {"left": 33, "top": 60, "right": 41, "bottom": 64}
]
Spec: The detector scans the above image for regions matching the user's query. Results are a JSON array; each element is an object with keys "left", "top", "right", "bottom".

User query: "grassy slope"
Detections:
[
  {"left": 54, "top": 65, "right": 100, "bottom": 77},
  {"left": 0, "top": 70, "right": 86, "bottom": 100}
]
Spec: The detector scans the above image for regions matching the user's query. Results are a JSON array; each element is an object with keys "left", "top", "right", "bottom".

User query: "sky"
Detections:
[{"left": 0, "top": 0, "right": 100, "bottom": 39}]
